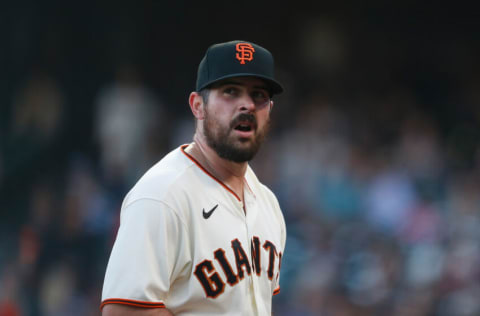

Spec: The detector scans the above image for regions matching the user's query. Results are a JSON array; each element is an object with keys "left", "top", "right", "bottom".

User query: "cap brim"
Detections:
[{"left": 198, "top": 73, "right": 284, "bottom": 95}]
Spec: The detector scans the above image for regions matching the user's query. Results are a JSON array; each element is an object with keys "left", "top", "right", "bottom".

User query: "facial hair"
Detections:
[{"left": 203, "top": 109, "right": 270, "bottom": 163}]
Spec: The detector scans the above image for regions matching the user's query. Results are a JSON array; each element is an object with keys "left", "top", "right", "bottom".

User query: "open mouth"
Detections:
[
  {"left": 232, "top": 114, "right": 257, "bottom": 134},
  {"left": 234, "top": 123, "right": 253, "bottom": 132}
]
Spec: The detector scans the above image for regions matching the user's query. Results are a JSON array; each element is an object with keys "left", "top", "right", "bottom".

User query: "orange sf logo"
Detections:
[{"left": 236, "top": 43, "right": 255, "bottom": 64}]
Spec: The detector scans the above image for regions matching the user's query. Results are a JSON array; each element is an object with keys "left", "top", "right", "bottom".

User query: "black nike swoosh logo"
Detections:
[{"left": 203, "top": 204, "right": 218, "bottom": 219}]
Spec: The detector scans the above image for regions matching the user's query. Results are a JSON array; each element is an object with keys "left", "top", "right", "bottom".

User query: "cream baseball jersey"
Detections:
[{"left": 101, "top": 144, "right": 286, "bottom": 315}]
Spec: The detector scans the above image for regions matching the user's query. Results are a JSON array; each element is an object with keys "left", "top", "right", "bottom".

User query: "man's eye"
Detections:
[
  {"left": 252, "top": 91, "right": 266, "bottom": 98},
  {"left": 252, "top": 91, "right": 270, "bottom": 103},
  {"left": 224, "top": 88, "right": 238, "bottom": 95}
]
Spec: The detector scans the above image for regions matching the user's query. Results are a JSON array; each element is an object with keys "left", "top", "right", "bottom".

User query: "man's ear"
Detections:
[
  {"left": 269, "top": 100, "right": 274, "bottom": 112},
  {"left": 189, "top": 92, "right": 205, "bottom": 120}
]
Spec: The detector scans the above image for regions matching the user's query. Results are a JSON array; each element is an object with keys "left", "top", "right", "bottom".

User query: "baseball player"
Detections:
[{"left": 101, "top": 40, "right": 286, "bottom": 316}]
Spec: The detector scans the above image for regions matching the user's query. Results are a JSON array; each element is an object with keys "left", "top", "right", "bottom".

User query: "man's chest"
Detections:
[{"left": 186, "top": 193, "right": 283, "bottom": 300}]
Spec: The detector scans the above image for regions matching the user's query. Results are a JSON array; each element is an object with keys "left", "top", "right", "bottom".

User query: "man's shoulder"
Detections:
[
  {"left": 247, "top": 165, "right": 285, "bottom": 236},
  {"left": 123, "top": 146, "right": 196, "bottom": 205}
]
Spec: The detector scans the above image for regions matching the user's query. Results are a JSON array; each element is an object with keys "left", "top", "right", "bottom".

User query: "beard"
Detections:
[{"left": 203, "top": 110, "right": 270, "bottom": 163}]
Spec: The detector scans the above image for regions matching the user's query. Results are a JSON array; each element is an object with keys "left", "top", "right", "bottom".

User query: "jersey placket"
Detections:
[
  {"left": 218, "top": 180, "right": 255, "bottom": 315},
  {"left": 243, "top": 182, "right": 263, "bottom": 315}
]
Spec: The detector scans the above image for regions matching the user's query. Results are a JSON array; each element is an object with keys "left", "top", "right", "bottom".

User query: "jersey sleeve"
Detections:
[{"left": 101, "top": 198, "right": 191, "bottom": 309}]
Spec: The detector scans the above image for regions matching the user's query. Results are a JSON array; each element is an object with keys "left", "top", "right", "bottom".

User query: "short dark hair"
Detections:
[{"left": 199, "top": 89, "right": 210, "bottom": 104}]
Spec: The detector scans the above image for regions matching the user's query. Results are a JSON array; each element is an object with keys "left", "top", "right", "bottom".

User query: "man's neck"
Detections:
[{"left": 186, "top": 134, "right": 248, "bottom": 200}]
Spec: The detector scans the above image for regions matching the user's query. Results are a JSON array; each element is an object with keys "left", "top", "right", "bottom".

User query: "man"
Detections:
[{"left": 101, "top": 40, "right": 286, "bottom": 315}]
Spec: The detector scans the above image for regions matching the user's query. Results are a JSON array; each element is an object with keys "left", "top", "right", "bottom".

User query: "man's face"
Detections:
[{"left": 202, "top": 77, "right": 273, "bottom": 162}]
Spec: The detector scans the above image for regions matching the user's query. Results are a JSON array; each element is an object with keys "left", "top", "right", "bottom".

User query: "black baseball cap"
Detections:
[{"left": 196, "top": 40, "right": 284, "bottom": 95}]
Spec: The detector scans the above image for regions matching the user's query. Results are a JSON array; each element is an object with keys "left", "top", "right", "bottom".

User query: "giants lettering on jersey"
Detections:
[{"left": 193, "top": 236, "right": 282, "bottom": 298}]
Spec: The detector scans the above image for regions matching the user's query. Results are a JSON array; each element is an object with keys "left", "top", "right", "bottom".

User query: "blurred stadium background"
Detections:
[{"left": 1, "top": 1, "right": 480, "bottom": 315}]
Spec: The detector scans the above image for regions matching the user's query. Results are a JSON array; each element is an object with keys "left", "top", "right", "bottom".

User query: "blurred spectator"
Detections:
[
  {"left": 4, "top": 72, "right": 64, "bottom": 180},
  {"left": 0, "top": 264, "right": 22, "bottom": 316},
  {"left": 10, "top": 73, "right": 63, "bottom": 142},
  {"left": 396, "top": 112, "right": 445, "bottom": 201},
  {"left": 94, "top": 64, "right": 167, "bottom": 186},
  {"left": 364, "top": 165, "right": 417, "bottom": 236}
]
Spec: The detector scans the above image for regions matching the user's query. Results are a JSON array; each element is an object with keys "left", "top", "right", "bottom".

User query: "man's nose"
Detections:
[{"left": 239, "top": 93, "right": 256, "bottom": 112}]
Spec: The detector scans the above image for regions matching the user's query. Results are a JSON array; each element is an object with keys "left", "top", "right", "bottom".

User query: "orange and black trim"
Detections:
[
  {"left": 101, "top": 298, "right": 165, "bottom": 309},
  {"left": 273, "top": 287, "right": 281, "bottom": 296},
  {"left": 214, "top": 248, "right": 239, "bottom": 286},
  {"left": 231, "top": 238, "right": 252, "bottom": 279},
  {"left": 251, "top": 236, "right": 261, "bottom": 276},
  {"left": 194, "top": 259, "right": 226, "bottom": 299},
  {"left": 181, "top": 144, "right": 241, "bottom": 202},
  {"left": 263, "top": 240, "right": 278, "bottom": 280}
]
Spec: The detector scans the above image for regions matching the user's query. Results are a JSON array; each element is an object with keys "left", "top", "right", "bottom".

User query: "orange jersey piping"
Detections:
[
  {"left": 180, "top": 144, "right": 242, "bottom": 202},
  {"left": 101, "top": 298, "right": 165, "bottom": 309},
  {"left": 273, "top": 286, "right": 281, "bottom": 296}
]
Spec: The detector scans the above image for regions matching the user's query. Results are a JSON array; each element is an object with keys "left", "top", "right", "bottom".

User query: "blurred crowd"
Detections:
[
  {"left": 1, "top": 6, "right": 480, "bottom": 315},
  {"left": 2, "top": 63, "right": 480, "bottom": 316},
  {"left": 264, "top": 95, "right": 480, "bottom": 315}
]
